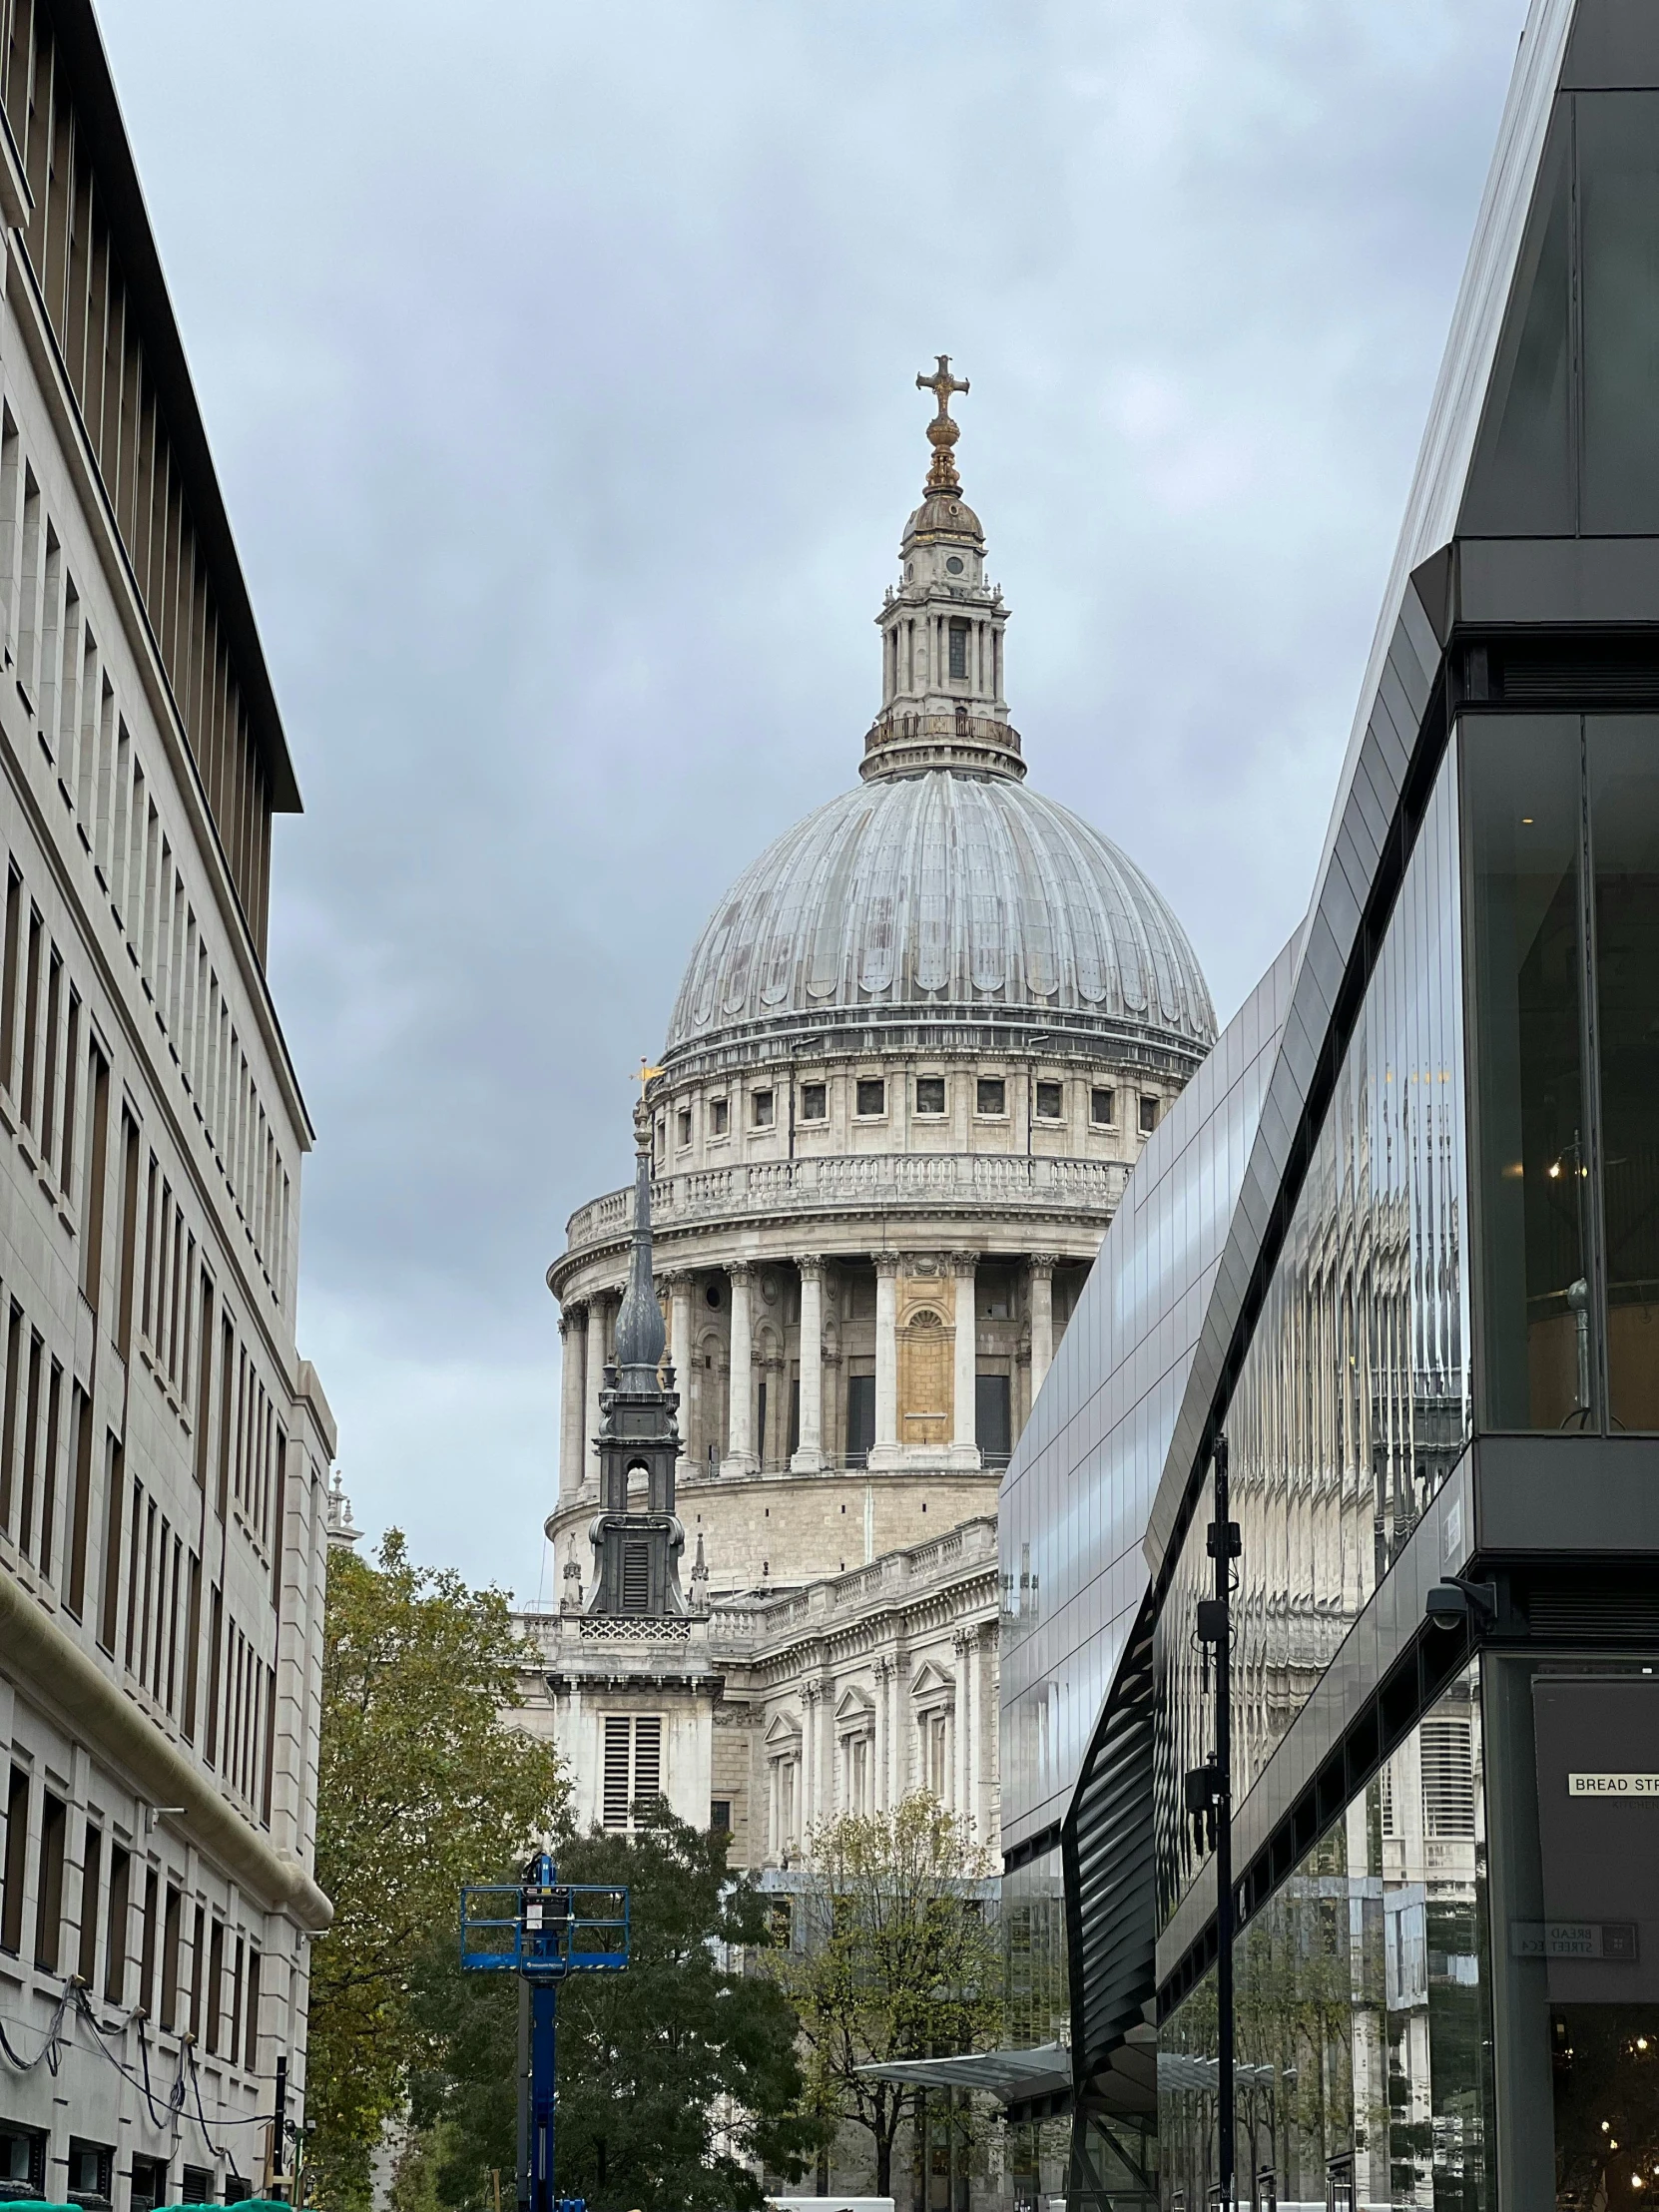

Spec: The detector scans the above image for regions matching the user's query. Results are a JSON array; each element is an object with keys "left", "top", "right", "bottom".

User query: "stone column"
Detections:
[
  {"left": 871, "top": 1253, "right": 900, "bottom": 1466},
  {"left": 666, "top": 1276, "right": 694, "bottom": 1472},
  {"left": 961, "top": 1629, "right": 979, "bottom": 1839},
  {"left": 582, "top": 1296, "right": 608, "bottom": 1490},
  {"left": 950, "top": 1252, "right": 978, "bottom": 1465},
  {"left": 873, "top": 1656, "right": 892, "bottom": 1811},
  {"left": 792, "top": 1257, "right": 827, "bottom": 1472},
  {"left": 802, "top": 1681, "right": 821, "bottom": 1837},
  {"left": 724, "top": 1263, "right": 758, "bottom": 1472},
  {"left": 558, "top": 1305, "right": 586, "bottom": 1502},
  {"left": 1028, "top": 1254, "right": 1056, "bottom": 1404}
]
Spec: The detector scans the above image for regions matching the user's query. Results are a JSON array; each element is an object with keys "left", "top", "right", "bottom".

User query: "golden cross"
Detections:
[
  {"left": 916, "top": 353, "right": 968, "bottom": 424},
  {"left": 633, "top": 1058, "right": 664, "bottom": 1093}
]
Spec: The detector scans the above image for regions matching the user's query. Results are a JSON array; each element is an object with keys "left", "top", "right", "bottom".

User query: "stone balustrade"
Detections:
[{"left": 563, "top": 1150, "right": 1129, "bottom": 1257}]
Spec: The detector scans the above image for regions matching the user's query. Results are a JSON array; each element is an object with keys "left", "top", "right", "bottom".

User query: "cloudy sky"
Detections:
[{"left": 96, "top": 0, "right": 1523, "bottom": 1597}]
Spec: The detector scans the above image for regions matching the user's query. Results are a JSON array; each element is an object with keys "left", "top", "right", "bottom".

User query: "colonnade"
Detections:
[{"left": 559, "top": 1251, "right": 1062, "bottom": 1497}]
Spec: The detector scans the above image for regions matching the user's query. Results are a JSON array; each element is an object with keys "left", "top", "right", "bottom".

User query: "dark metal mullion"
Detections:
[{"left": 1578, "top": 716, "right": 1613, "bottom": 1431}]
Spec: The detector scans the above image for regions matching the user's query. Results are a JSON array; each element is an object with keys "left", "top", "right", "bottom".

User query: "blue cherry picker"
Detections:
[{"left": 459, "top": 1855, "right": 630, "bottom": 2212}]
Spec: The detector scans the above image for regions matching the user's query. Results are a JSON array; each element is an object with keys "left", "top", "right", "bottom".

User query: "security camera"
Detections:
[{"left": 1425, "top": 1577, "right": 1497, "bottom": 1632}]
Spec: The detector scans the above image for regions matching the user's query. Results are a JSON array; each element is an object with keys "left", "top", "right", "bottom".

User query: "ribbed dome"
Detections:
[{"left": 664, "top": 770, "right": 1216, "bottom": 1059}]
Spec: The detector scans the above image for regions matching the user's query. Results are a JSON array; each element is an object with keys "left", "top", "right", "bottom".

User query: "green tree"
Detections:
[
  {"left": 306, "top": 1531, "right": 567, "bottom": 2212},
  {"left": 769, "top": 1794, "right": 1004, "bottom": 2197},
  {"left": 405, "top": 1804, "right": 815, "bottom": 2212}
]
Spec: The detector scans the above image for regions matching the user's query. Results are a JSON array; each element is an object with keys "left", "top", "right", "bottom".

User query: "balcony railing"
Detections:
[{"left": 564, "top": 1152, "right": 1130, "bottom": 1256}]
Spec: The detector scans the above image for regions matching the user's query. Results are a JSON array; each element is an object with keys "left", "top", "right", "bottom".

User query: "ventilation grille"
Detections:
[
  {"left": 1491, "top": 647, "right": 1659, "bottom": 705},
  {"left": 601, "top": 1714, "right": 663, "bottom": 1828},
  {"left": 1527, "top": 1583, "right": 1659, "bottom": 1639},
  {"left": 602, "top": 1717, "right": 631, "bottom": 1827},
  {"left": 621, "top": 1539, "right": 650, "bottom": 1612}
]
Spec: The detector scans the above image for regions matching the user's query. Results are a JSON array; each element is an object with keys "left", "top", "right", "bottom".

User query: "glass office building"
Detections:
[{"left": 1001, "top": 3, "right": 1659, "bottom": 2203}]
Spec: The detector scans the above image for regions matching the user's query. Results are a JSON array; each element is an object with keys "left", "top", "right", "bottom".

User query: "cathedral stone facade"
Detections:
[{"left": 520, "top": 370, "right": 1214, "bottom": 1915}]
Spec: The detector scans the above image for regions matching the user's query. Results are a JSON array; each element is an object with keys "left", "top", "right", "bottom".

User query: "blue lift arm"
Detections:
[{"left": 459, "top": 1855, "right": 630, "bottom": 2212}]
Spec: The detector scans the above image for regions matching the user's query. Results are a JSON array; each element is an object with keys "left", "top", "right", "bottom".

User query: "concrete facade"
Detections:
[{"left": 0, "top": 10, "right": 332, "bottom": 2210}]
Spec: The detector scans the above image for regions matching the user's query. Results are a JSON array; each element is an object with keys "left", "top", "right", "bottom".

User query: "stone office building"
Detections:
[
  {"left": 0, "top": 6, "right": 334, "bottom": 2209},
  {"left": 1001, "top": 2, "right": 1659, "bottom": 2203}
]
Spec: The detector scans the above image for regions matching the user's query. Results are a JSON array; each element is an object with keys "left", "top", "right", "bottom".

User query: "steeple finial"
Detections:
[
  {"left": 613, "top": 1094, "right": 666, "bottom": 1385},
  {"left": 916, "top": 354, "right": 969, "bottom": 492}
]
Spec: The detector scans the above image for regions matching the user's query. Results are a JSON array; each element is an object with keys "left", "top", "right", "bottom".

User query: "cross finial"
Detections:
[{"left": 916, "top": 354, "right": 969, "bottom": 491}]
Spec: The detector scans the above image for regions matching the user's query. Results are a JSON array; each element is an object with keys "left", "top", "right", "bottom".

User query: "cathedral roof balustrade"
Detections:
[{"left": 561, "top": 1150, "right": 1131, "bottom": 1260}]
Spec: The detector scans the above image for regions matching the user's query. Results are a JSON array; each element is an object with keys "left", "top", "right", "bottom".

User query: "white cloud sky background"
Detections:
[{"left": 93, "top": 0, "right": 1525, "bottom": 1597}]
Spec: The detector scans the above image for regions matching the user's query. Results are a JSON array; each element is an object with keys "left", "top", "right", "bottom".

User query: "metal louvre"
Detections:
[{"left": 1064, "top": 1591, "right": 1158, "bottom": 2088}]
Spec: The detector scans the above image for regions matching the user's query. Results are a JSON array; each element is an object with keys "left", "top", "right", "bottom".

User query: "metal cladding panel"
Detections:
[{"left": 999, "top": 939, "right": 1296, "bottom": 1853}]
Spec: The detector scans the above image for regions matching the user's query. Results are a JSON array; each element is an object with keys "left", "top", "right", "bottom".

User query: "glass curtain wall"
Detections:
[
  {"left": 1157, "top": 753, "right": 1469, "bottom": 1911},
  {"left": 1160, "top": 1665, "right": 1491, "bottom": 2209},
  {"left": 1465, "top": 715, "right": 1659, "bottom": 1432}
]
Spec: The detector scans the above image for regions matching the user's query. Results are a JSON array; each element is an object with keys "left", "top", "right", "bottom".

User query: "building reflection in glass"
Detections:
[{"left": 1159, "top": 1665, "right": 1490, "bottom": 2209}]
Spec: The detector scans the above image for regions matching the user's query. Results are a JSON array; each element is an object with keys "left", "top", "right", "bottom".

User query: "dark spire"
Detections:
[{"left": 614, "top": 1097, "right": 667, "bottom": 1386}]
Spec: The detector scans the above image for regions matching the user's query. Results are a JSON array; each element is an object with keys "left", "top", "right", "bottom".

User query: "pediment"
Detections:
[
  {"left": 835, "top": 1686, "right": 875, "bottom": 1734},
  {"left": 910, "top": 1659, "right": 956, "bottom": 1709},
  {"left": 765, "top": 1709, "right": 804, "bottom": 1750}
]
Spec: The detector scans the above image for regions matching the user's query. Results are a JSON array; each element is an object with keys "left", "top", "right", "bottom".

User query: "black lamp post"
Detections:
[{"left": 1186, "top": 1433, "right": 1239, "bottom": 2202}]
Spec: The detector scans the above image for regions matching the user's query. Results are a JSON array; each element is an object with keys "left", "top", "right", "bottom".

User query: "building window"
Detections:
[
  {"left": 676, "top": 1108, "right": 691, "bottom": 1148},
  {"left": 1139, "top": 1094, "right": 1158, "bottom": 1134},
  {"left": 67, "top": 2141, "right": 111, "bottom": 2204},
  {"left": 0, "top": 2126, "right": 44, "bottom": 2196},
  {"left": 976, "top": 1077, "right": 1006, "bottom": 1117},
  {"left": 751, "top": 1089, "right": 775, "bottom": 1129},
  {"left": 800, "top": 1082, "right": 828, "bottom": 1121},
  {"left": 915, "top": 1076, "right": 945, "bottom": 1115},
  {"left": 1035, "top": 1081, "right": 1063, "bottom": 1120},
  {"left": 845, "top": 1374, "right": 875, "bottom": 1464},
  {"left": 948, "top": 619, "right": 969, "bottom": 679},
  {"left": 855, "top": 1077, "right": 885, "bottom": 1117},
  {"left": 924, "top": 1710, "right": 951, "bottom": 1797},
  {"left": 710, "top": 1799, "right": 732, "bottom": 1833},
  {"left": 976, "top": 1373, "right": 1012, "bottom": 1465},
  {"left": 602, "top": 1715, "right": 663, "bottom": 1828},
  {"left": 710, "top": 1098, "right": 730, "bottom": 1137},
  {"left": 1091, "top": 1087, "right": 1114, "bottom": 1127}
]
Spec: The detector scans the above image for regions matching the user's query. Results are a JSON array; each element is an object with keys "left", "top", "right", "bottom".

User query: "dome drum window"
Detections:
[
  {"left": 676, "top": 1107, "right": 692, "bottom": 1147},
  {"left": 751, "top": 1089, "right": 775, "bottom": 1129},
  {"left": 800, "top": 1082, "right": 828, "bottom": 1122},
  {"left": 1139, "top": 1094, "right": 1159, "bottom": 1134},
  {"left": 976, "top": 1077, "right": 1006, "bottom": 1117},
  {"left": 710, "top": 1098, "right": 730, "bottom": 1137},
  {"left": 915, "top": 1076, "right": 946, "bottom": 1116},
  {"left": 855, "top": 1078, "right": 886, "bottom": 1118},
  {"left": 1090, "top": 1087, "right": 1114, "bottom": 1128},
  {"left": 1035, "top": 1080, "right": 1064, "bottom": 1121}
]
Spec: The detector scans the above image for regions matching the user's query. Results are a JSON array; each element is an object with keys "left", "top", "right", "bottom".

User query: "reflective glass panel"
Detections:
[
  {"left": 1160, "top": 1665, "right": 1491, "bottom": 2208},
  {"left": 1579, "top": 93, "right": 1659, "bottom": 535},
  {"left": 1157, "top": 753, "right": 1468, "bottom": 1910},
  {"left": 1588, "top": 719, "right": 1659, "bottom": 1431},
  {"left": 1465, "top": 718, "right": 1593, "bottom": 1431},
  {"left": 1460, "top": 114, "right": 1573, "bottom": 536}
]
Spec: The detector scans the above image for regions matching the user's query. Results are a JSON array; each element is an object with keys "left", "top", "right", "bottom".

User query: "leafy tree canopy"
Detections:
[
  {"left": 769, "top": 1794, "right": 1003, "bottom": 2197},
  {"left": 306, "top": 1531, "right": 567, "bottom": 2212}
]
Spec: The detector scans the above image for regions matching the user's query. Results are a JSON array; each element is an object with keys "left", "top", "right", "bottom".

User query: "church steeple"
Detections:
[
  {"left": 862, "top": 357, "right": 1024, "bottom": 785},
  {"left": 586, "top": 1098, "right": 687, "bottom": 1618}
]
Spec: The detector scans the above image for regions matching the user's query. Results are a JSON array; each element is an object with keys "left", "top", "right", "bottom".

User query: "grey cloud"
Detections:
[{"left": 95, "top": 0, "right": 1521, "bottom": 1586}]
